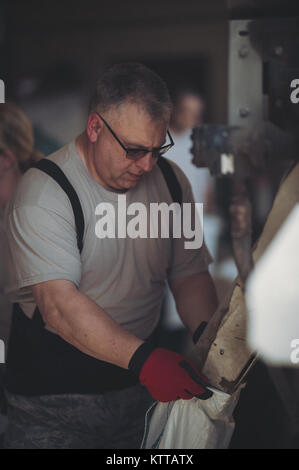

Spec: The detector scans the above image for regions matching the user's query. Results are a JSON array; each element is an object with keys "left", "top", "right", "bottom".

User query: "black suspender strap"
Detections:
[
  {"left": 157, "top": 156, "right": 182, "bottom": 205},
  {"left": 30, "top": 159, "right": 85, "bottom": 327},
  {"left": 32, "top": 159, "right": 85, "bottom": 253}
]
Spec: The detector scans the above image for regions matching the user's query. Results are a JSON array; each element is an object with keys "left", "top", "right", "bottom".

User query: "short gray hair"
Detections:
[{"left": 89, "top": 63, "right": 172, "bottom": 121}]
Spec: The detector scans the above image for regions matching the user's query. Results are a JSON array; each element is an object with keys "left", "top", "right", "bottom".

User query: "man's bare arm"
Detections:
[
  {"left": 31, "top": 279, "right": 143, "bottom": 370},
  {"left": 169, "top": 271, "right": 218, "bottom": 338}
]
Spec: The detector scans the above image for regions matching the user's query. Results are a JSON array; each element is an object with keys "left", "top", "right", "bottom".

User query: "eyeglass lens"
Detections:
[{"left": 126, "top": 143, "right": 172, "bottom": 161}]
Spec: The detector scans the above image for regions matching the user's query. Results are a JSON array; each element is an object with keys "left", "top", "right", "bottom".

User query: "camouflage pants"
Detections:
[{"left": 3, "top": 384, "right": 153, "bottom": 449}]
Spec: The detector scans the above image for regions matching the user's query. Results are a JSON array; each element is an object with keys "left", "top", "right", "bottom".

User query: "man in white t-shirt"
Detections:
[
  {"left": 3, "top": 63, "right": 218, "bottom": 448},
  {"left": 164, "top": 90, "right": 220, "bottom": 332},
  {"left": 169, "top": 90, "right": 219, "bottom": 253},
  {"left": 169, "top": 90, "right": 211, "bottom": 202}
]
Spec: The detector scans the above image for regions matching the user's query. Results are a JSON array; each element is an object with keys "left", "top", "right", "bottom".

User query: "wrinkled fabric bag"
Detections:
[{"left": 141, "top": 386, "right": 242, "bottom": 449}]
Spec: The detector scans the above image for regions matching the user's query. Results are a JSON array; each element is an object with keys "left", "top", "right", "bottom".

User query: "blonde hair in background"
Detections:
[{"left": 0, "top": 102, "right": 42, "bottom": 173}]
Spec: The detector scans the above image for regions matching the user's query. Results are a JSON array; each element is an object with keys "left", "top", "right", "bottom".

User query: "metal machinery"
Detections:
[{"left": 188, "top": 0, "right": 299, "bottom": 446}]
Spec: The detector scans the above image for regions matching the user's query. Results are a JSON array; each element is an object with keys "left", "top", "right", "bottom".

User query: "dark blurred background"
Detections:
[{"left": 0, "top": 0, "right": 228, "bottom": 149}]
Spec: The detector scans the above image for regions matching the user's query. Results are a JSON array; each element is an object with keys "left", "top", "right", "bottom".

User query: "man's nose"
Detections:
[{"left": 136, "top": 152, "right": 154, "bottom": 172}]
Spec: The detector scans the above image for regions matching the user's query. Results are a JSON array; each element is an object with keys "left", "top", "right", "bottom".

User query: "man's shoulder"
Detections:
[
  {"left": 11, "top": 142, "right": 74, "bottom": 211},
  {"left": 45, "top": 140, "right": 81, "bottom": 171},
  {"left": 137, "top": 157, "right": 192, "bottom": 206},
  {"left": 151, "top": 156, "right": 191, "bottom": 192}
]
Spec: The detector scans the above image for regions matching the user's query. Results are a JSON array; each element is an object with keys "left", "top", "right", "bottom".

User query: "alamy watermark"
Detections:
[
  {"left": 290, "top": 339, "right": 299, "bottom": 365},
  {"left": 290, "top": 79, "right": 299, "bottom": 104},
  {"left": 0, "top": 339, "right": 4, "bottom": 364},
  {"left": 95, "top": 195, "right": 204, "bottom": 249},
  {"left": 0, "top": 79, "right": 4, "bottom": 103}
]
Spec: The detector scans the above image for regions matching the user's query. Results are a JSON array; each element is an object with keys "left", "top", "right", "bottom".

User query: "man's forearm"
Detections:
[
  {"left": 32, "top": 280, "right": 143, "bottom": 370},
  {"left": 169, "top": 271, "right": 218, "bottom": 337}
]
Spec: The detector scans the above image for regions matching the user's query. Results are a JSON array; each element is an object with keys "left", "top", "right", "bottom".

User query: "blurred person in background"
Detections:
[
  {"left": 169, "top": 90, "right": 213, "bottom": 213},
  {"left": 0, "top": 102, "right": 41, "bottom": 442},
  {"left": 161, "top": 89, "right": 221, "bottom": 348},
  {"left": 169, "top": 89, "right": 222, "bottom": 264},
  {"left": 0, "top": 103, "right": 42, "bottom": 341}
]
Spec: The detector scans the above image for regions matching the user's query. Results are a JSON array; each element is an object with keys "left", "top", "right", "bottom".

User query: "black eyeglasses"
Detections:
[{"left": 95, "top": 112, "right": 174, "bottom": 161}]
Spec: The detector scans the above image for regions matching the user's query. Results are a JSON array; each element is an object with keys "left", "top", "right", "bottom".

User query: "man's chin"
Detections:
[
  {"left": 122, "top": 173, "right": 142, "bottom": 188},
  {"left": 122, "top": 179, "right": 139, "bottom": 189}
]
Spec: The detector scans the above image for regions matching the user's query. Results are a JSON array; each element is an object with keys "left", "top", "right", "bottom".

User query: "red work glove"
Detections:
[{"left": 128, "top": 342, "right": 213, "bottom": 403}]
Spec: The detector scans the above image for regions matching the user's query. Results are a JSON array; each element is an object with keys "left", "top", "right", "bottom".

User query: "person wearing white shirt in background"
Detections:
[{"left": 163, "top": 89, "right": 221, "bottom": 337}]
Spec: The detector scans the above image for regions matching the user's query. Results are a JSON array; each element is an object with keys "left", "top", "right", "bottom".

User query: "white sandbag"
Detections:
[{"left": 141, "top": 386, "right": 242, "bottom": 449}]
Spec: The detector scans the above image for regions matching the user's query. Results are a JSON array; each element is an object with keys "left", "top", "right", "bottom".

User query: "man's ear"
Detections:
[
  {"left": 86, "top": 113, "right": 103, "bottom": 143},
  {"left": 0, "top": 150, "right": 16, "bottom": 173}
]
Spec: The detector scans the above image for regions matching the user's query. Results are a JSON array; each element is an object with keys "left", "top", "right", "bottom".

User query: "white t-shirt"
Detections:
[
  {"left": 167, "top": 130, "right": 214, "bottom": 204},
  {"left": 4, "top": 140, "right": 211, "bottom": 340}
]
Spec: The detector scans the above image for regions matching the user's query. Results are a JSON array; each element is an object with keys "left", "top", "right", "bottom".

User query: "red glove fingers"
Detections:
[{"left": 128, "top": 343, "right": 213, "bottom": 403}]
